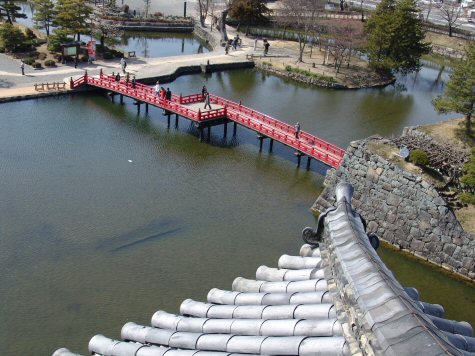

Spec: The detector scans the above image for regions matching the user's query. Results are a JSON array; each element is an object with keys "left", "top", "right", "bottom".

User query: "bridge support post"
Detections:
[
  {"left": 199, "top": 126, "right": 204, "bottom": 142},
  {"left": 233, "top": 122, "right": 237, "bottom": 136},
  {"left": 306, "top": 157, "right": 311, "bottom": 170},
  {"left": 175, "top": 114, "right": 179, "bottom": 128},
  {"left": 295, "top": 152, "right": 303, "bottom": 168},
  {"left": 269, "top": 139, "right": 274, "bottom": 153},
  {"left": 145, "top": 103, "right": 149, "bottom": 113},
  {"left": 207, "top": 126, "right": 211, "bottom": 142},
  {"left": 223, "top": 122, "right": 228, "bottom": 138},
  {"left": 257, "top": 134, "right": 266, "bottom": 152},
  {"left": 120, "top": 94, "right": 124, "bottom": 104}
]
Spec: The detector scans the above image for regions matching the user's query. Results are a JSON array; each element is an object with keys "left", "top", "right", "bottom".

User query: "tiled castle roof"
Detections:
[{"left": 54, "top": 183, "right": 475, "bottom": 356}]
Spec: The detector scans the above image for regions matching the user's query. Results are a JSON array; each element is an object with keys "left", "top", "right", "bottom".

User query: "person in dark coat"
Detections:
[
  {"left": 166, "top": 88, "right": 172, "bottom": 101},
  {"left": 204, "top": 92, "right": 212, "bottom": 110}
]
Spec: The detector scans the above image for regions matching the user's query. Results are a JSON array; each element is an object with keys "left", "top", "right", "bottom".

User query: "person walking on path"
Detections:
[
  {"left": 254, "top": 39, "right": 257, "bottom": 51},
  {"left": 120, "top": 58, "right": 127, "bottom": 73},
  {"left": 295, "top": 122, "right": 301, "bottom": 139},
  {"left": 264, "top": 41, "right": 270, "bottom": 55},
  {"left": 20, "top": 61, "right": 24, "bottom": 75},
  {"left": 204, "top": 92, "right": 212, "bottom": 110}
]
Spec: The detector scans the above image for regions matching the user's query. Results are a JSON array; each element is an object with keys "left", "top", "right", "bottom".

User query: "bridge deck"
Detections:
[{"left": 71, "top": 74, "right": 345, "bottom": 168}]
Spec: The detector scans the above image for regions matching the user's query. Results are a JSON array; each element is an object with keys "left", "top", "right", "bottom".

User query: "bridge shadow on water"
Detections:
[{"left": 83, "top": 92, "right": 333, "bottom": 177}]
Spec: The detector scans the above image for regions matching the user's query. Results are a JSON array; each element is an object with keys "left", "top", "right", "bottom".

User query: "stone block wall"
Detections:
[{"left": 313, "top": 138, "right": 475, "bottom": 280}]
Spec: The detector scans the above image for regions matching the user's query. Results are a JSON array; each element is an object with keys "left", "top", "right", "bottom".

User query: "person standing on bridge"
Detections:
[
  {"left": 125, "top": 72, "right": 130, "bottom": 87},
  {"left": 204, "top": 92, "right": 212, "bottom": 110},
  {"left": 295, "top": 122, "right": 301, "bottom": 139},
  {"left": 201, "top": 85, "right": 207, "bottom": 100},
  {"left": 131, "top": 76, "right": 136, "bottom": 88},
  {"left": 166, "top": 88, "right": 172, "bottom": 101},
  {"left": 154, "top": 81, "right": 160, "bottom": 97}
]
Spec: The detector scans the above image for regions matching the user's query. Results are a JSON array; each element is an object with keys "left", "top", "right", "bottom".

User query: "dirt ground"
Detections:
[
  {"left": 420, "top": 118, "right": 475, "bottom": 150},
  {"left": 425, "top": 32, "right": 471, "bottom": 51},
  {"left": 250, "top": 37, "right": 387, "bottom": 88}
]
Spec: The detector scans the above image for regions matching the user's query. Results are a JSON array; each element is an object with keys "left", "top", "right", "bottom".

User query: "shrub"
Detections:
[
  {"left": 23, "top": 57, "right": 35, "bottom": 65},
  {"left": 47, "top": 31, "right": 69, "bottom": 52},
  {"left": 32, "top": 61, "right": 42, "bottom": 68},
  {"left": 409, "top": 149, "right": 429, "bottom": 166},
  {"left": 44, "top": 59, "right": 56, "bottom": 66},
  {"left": 285, "top": 65, "right": 292, "bottom": 71},
  {"left": 0, "top": 47, "right": 5, "bottom": 53},
  {"left": 102, "top": 52, "right": 113, "bottom": 59},
  {"left": 25, "top": 28, "right": 36, "bottom": 40},
  {"left": 37, "top": 52, "right": 47, "bottom": 60},
  {"left": 460, "top": 192, "right": 475, "bottom": 205},
  {"left": 0, "top": 23, "right": 27, "bottom": 52}
]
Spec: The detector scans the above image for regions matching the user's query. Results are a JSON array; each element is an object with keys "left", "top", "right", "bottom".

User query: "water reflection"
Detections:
[{"left": 115, "top": 32, "right": 210, "bottom": 58}]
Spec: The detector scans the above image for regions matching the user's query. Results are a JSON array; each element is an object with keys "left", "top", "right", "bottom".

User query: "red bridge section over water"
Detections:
[{"left": 71, "top": 73, "right": 345, "bottom": 168}]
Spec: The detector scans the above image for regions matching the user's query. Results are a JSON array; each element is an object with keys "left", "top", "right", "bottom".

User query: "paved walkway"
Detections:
[{"left": 0, "top": 22, "right": 260, "bottom": 100}]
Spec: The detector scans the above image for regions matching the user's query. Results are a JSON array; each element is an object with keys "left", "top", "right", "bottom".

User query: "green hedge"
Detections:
[
  {"left": 409, "top": 149, "right": 429, "bottom": 166},
  {"left": 44, "top": 59, "right": 56, "bottom": 67}
]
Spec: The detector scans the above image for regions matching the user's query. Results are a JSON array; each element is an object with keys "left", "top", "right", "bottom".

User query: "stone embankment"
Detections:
[{"left": 312, "top": 136, "right": 475, "bottom": 280}]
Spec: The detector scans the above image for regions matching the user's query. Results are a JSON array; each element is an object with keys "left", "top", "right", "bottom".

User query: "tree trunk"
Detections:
[
  {"left": 466, "top": 114, "right": 472, "bottom": 133},
  {"left": 219, "top": 9, "right": 229, "bottom": 42},
  {"left": 449, "top": 25, "right": 453, "bottom": 37},
  {"left": 426, "top": 0, "right": 432, "bottom": 22}
]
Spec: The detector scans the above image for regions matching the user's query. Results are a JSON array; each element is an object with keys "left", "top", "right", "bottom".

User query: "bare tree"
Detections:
[
  {"left": 217, "top": 0, "right": 234, "bottom": 42},
  {"left": 326, "top": 19, "right": 364, "bottom": 72},
  {"left": 425, "top": 0, "right": 433, "bottom": 22},
  {"left": 143, "top": 0, "right": 151, "bottom": 18},
  {"left": 196, "top": 0, "right": 213, "bottom": 27},
  {"left": 93, "top": 2, "right": 123, "bottom": 48},
  {"left": 278, "top": 0, "right": 325, "bottom": 62},
  {"left": 439, "top": 0, "right": 462, "bottom": 36},
  {"left": 209, "top": 0, "right": 217, "bottom": 31}
]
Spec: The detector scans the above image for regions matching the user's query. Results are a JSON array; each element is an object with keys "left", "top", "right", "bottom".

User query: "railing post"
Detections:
[
  {"left": 179, "top": 93, "right": 183, "bottom": 104},
  {"left": 198, "top": 109, "right": 201, "bottom": 121},
  {"left": 84, "top": 70, "right": 88, "bottom": 83},
  {"left": 70, "top": 77, "right": 74, "bottom": 89},
  {"left": 224, "top": 105, "right": 227, "bottom": 118},
  {"left": 99, "top": 68, "right": 103, "bottom": 78}
]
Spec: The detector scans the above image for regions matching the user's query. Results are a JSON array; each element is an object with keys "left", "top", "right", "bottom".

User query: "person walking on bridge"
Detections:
[
  {"left": 295, "top": 122, "right": 301, "bottom": 139},
  {"left": 166, "top": 88, "right": 172, "bottom": 101},
  {"left": 204, "top": 92, "right": 212, "bottom": 110}
]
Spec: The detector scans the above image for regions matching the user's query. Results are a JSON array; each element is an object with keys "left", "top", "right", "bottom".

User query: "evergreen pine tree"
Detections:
[{"left": 433, "top": 43, "right": 475, "bottom": 134}]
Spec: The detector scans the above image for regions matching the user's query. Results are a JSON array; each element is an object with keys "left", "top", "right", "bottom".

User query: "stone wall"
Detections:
[
  {"left": 313, "top": 137, "right": 475, "bottom": 280},
  {"left": 193, "top": 24, "right": 221, "bottom": 49}
]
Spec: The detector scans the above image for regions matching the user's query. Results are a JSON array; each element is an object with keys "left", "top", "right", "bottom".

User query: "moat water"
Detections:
[{"left": 2, "top": 14, "right": 475, "bottom": 353}]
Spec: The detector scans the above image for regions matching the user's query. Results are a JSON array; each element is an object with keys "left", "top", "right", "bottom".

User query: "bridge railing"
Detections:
[
  {"left": 227, "top": 111, "right": 342, "bottom": 168},
  {"left": 210, "top": 94, "right": 345, "bottom": 159}
]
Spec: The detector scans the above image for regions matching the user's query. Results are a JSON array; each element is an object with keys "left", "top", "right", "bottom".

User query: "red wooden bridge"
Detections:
[{"left": 71, "top": 73, "right": 345, "bottom": 168}]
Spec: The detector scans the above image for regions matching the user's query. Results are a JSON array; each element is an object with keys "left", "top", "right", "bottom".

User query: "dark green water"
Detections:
[{"left": 0, "top": 68, "right": 473, "bottom": 355}]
